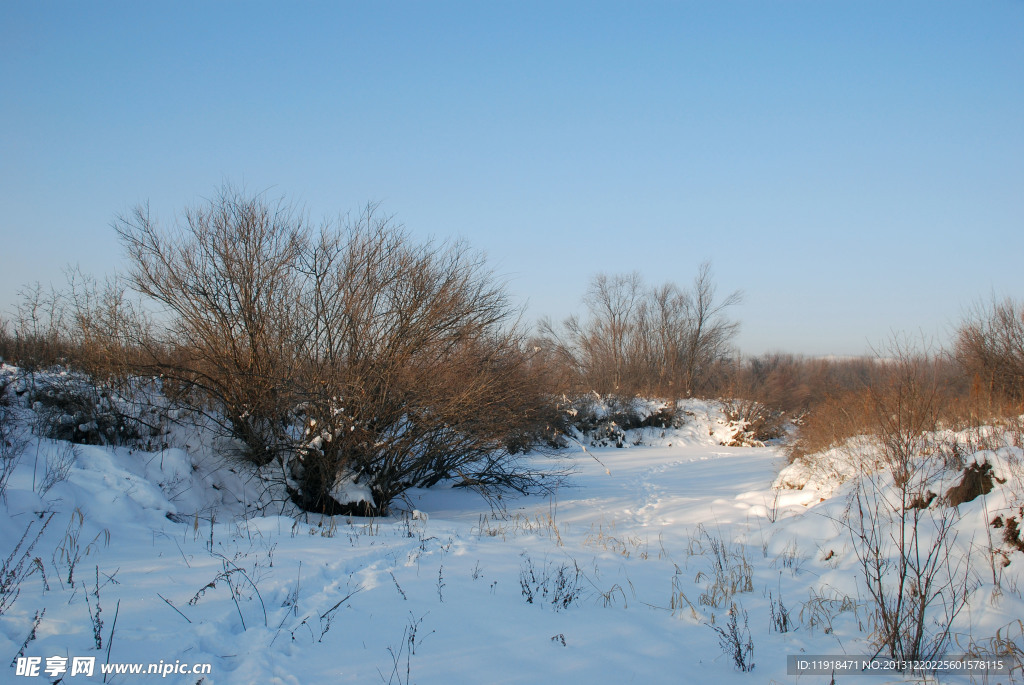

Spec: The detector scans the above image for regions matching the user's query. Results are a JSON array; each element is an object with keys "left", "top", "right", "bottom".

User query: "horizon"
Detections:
[{"left": 2, "top": 1, "right": 1022, "bottom": 357}]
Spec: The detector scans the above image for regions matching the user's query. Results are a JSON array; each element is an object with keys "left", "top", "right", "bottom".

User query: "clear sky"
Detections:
[{"left": 2, "top": 1, "right": 1022, "bottom": 356}]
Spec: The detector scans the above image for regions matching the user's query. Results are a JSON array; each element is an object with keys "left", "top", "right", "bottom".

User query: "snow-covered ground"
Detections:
[{"left": 2, "top": 372, "right": 1023, "bottom": 684}]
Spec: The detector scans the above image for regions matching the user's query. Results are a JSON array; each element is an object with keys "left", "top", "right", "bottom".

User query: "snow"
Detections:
[
  {"left": 1, "top": 374, "right": 1023, "bottom": 683},
  {"left": 329, "top": 471, "right": 375, "bottom": 509}
]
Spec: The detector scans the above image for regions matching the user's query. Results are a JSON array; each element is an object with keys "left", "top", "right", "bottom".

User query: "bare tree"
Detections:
[
  {"left": 539, "top": 273, "right": 644, "bottom": 394},
  {"left": 680, "top": 262, "right": 742, "bottom": 396},
  {"left": 632, "top": 281, "right": 692, "bottom": 396},
  {"left": 539, "top": 264, "right": 740, "bottom": 398},
  {"left": 583, "top": 272, "right": 644, "bottom": 391}
]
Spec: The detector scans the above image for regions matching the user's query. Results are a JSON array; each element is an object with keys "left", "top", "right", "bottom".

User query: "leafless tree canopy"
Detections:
[
  {"left": 539, "top": 263, "right": 741, "bottom": 397},
  {"left": 114, "top": 187, "right": 553, "bottom": 515},
  {"left": 115, "top": 189, "right": 307, "bottom": 465}
]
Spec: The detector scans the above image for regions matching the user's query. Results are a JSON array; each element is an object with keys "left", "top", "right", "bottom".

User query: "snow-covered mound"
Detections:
[
  {"left": 565, "top": 395, "right": 775, "bottom": 449},
  {"left": 775, "top": 421, "right": 1024, "bottom": 508}
]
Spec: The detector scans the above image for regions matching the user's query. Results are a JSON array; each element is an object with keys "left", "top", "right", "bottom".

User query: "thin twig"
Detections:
[
  {"left": 102, "top": 599, "right": 120, "bottom": 684},
  {"left": 157, "top": 592, "right": 191, "bottom": 623}
]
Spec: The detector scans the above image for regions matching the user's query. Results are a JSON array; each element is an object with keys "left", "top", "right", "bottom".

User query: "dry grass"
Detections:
[
  {"left": 584, "top": 519, "right": 649, "bottom": 559},
  {"left": 955, "top": 620, "right": 1024, "bottom": 683},
  {"left": 799, "top": 585, "right": 869, "bottom": 635}
]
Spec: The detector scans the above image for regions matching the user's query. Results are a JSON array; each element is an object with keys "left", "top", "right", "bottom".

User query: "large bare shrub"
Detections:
[
  {"left": 115, "top": 187, "right": 554, "bottom": 515},
  {"left": 282, "top": 215, "right": 553, "bottom": 513}
]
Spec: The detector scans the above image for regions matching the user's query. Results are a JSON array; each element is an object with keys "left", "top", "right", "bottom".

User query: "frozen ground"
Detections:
[{"left": 1, "top": 380, "right": 1023, "bottom": 684}]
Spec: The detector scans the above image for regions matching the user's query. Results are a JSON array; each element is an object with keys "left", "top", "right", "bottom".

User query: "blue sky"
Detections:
[{"left": 2, "top": 1, "right": 1022, "bottom": 356}]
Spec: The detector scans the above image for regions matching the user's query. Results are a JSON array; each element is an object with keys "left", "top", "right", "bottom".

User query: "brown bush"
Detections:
[
  {"left": 786, "top": 388, "right": 874, "bottom": 463},
  {"left": 956, "top": 298, "right": 1024, "bottom": 411},
  {"left": 283, "top": 213, "right": 558, "bottom": 512},
  {"left": 62, "top": 269, "right": 154, "bottom": 386},
  {"left": 721, "top": 398, "right": 786, "bottom": 445},
  {"left": 784, "top": 344, "right": 966, "bottom": 466}
]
